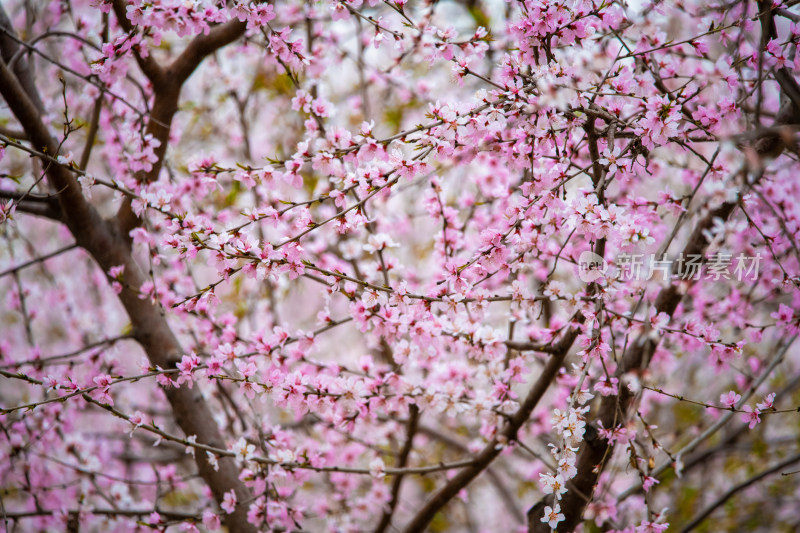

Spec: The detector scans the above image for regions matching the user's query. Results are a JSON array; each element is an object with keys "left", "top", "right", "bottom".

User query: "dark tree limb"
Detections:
[
  {"left": 0, "top": 7, "right": 44, "bottom": 113},
  {"left": 0, "top": 188, "right": 64, "bottom": 221},
  {"left": 374, "top": 405, "right": 420, "bottom": 533},
  {"left": 414, "top": 422, "right": 526, "bottom": 525},
  {"left": 0, "top": 124, "right": 27, "bottom": 139},
  {"left": 753, "top": 2, "right": 800, "bottom": 158}
]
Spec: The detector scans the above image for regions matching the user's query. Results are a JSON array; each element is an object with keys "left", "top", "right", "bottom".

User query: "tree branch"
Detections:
[
  {"left": 754, "top": 2, "right": 800, "bottom": 158},
  {"left": 169, "top": 19, "right": 247, "bottom": 86},
  {"left": 374, "top": 405, "right": 420, "bottom": 533},
  {"left": 414, "top": 421, "right": 526, "bottom": 525},
  {"left": 0, "top": 242, "right": 78, "bottom": 280},
  {"left": 0, "top": 188, "right": 63, "bottom": 221},
  {"left": 0, "top": 508, "right": 202, "bottom": 520},
  {"left": 111, "top": 4, "right": 246, "bottom": 237},
  {"left": 679, "top": 451, "right": 800, "bottom": 532},
  {"left": 402, "top": 323, "right": 583, "bottom": 532},
  {"left": 0, "top": 64, "right": 92, "bottom": 231},
  {"left": 0, "top": 7, "right": 44, "bottom": 113},
  {"left": 0, "top": 123, "right": 27, "bottom": 139}
]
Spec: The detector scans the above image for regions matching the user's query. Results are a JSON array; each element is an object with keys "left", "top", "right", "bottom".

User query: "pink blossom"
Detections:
[
  {"left": 741, "top": 405, "right": 762, "bottom": 429},
  {"left": 720, "top": 391, "right": 741, "bottom": 408},
  {"left": 636, "top": 521, "right": 669, "bottom": 533},
  {"left": 202, "top": 510, "right": 221, "bottom": 530},
  {"left": 756, "top": 393, "right": 776, "bottom": 412},
  {"left": 594, "top": 377, "right": 619, "bottom": 396},
  {"left": 539, "top": 472, "right": 567, "bottom": 500},
  {"left": 642, "top": 476, "right": 659, "bottom": 492},
  {"left": 221, "top": 489, "right": 237, "bottom": 514}
]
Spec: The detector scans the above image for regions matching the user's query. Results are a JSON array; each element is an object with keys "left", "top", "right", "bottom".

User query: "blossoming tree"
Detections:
[{"left": 1, "top": 0, "right": 799, "bottom": 531}]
